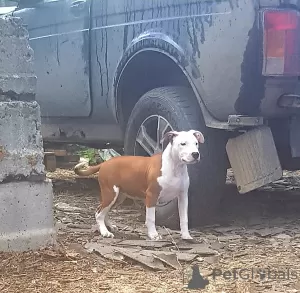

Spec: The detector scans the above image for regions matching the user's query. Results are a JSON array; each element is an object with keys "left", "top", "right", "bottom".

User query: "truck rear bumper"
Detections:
[{"left": 260, "top": 78, "right": 300, "bottom": 118}]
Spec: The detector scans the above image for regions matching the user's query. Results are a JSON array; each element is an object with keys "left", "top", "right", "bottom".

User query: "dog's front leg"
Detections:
[
  {"left": 145, "top": 187, "right": 162, "bottom": 241},
  {"left": 145, "top": 206, "right": 162, "bottom": 240},
  {"left": 178, "top": 192, "right": 193, "bottom": 240}
]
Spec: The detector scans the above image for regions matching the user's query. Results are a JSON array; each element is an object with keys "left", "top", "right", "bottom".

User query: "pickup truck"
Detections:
[{"left": 7, "top": 0, "right": 300, "bottom": 228}]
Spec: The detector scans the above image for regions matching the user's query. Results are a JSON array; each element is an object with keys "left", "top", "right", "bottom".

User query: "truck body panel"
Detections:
[
  {"left": 10, "top": 0, "right": 300, "bottom": 151},
  {"left": 13, "top": 0, "right": 91, "bottom": 118}
]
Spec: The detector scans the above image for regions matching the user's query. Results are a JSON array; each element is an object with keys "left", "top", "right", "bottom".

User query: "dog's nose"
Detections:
[{"left": 192, "top": 152, "right": 199, "bottom": 159}]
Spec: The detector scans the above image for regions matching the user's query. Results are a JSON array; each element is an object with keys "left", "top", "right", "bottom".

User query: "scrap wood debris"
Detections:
[
  {"left": 84, "top": 239, "right": 217, "bottom": 271},
  {"left": 2, "top": 168, "right": 300, "bottom": 292}
]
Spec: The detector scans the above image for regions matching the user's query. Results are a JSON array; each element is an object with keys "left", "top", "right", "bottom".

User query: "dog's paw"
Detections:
[
  {"left": 181, "top": 233, "right": 193, "bottom": 240},
  {"left": 151, "top": 234, "right": 162, "bottom": 241},
  {"left": 101, "top": 230, "right": 115, "bottom": 238},
  {"left": 148, "top": 232, "right": 162, "bottom": 241},
  {"left": 107, "top": 224, "right": 118, "bottom": 232}
]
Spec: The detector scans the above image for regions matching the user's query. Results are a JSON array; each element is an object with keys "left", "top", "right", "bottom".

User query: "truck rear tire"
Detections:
[{"left": 124, "top": 86, "right": 227, "bottom": 228}]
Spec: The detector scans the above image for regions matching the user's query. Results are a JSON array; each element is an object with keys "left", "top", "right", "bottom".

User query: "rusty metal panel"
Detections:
[{"left": 226, "top": 126, "right": 282, "bottom": 194}]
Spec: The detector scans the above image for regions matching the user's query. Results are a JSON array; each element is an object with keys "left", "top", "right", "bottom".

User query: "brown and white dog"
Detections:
[{"left": 74, "top": 129, "right": 204, "bottom": 241}]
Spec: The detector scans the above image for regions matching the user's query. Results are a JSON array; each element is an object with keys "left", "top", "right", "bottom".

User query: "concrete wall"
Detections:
[{"left": 0, "top": 16, "right": 56, "bottom": 251}]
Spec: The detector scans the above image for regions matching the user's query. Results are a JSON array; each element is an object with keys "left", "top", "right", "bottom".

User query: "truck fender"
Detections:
[{"left": 113, "top": 31, "right": 220, "bottom": 128}]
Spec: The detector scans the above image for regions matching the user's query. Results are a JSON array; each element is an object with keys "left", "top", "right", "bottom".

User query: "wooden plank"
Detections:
[
  {"left": 44, "top": 152, "right": 56, "bottom": 172},
  {"left": 44, "top": 149, "right": 67, "bottom": 157},
  {"left": 56, "top": 154, "right": 80, "bottom": 163},
  {"left": 56, "top": 161, "right": 78, "bottom": 170}
]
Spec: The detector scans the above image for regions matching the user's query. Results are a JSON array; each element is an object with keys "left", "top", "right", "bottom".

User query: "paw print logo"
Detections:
[{"left": 257, "top": 269, "right": 266, "bottom": 281}]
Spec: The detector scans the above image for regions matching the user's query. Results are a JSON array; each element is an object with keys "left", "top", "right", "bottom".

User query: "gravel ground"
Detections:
[{"left": 1, "top": 169, "right": 300, "bottom": 293}]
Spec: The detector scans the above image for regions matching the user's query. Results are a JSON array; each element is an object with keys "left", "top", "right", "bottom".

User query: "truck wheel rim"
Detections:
[{"left": 134, "top": 115, "right": 173, "bottom": 157}]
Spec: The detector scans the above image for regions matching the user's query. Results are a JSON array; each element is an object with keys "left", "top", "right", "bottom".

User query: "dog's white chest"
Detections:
[
  {"left": 158, "top": 175, "right": 182, "bottom": 191},
  {"left": 157, "top": 172, "right": 188, "bottom": 202},
  {"left": 157, "top": 144, "right": 190, "bottom": 203}
]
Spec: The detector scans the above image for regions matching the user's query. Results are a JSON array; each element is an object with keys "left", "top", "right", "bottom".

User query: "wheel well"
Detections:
[{"left": 117, "top": 50, "right": 192, "bottom": 126}]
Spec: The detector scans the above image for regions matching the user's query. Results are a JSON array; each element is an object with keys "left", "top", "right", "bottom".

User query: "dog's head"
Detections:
[{"left": 162, "top": 130, "right": 205, "bottom": 164}]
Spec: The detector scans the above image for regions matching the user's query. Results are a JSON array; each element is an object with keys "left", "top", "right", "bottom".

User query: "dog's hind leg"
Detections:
[
  {"left": 105, "top": 192, "right": 126, "bottom": 232},
  {"left": 105, "top": 218, "right": 117, "bottom": 232},
  {"left": 96, "top": 185, "right": 119, "bottom": 238}
]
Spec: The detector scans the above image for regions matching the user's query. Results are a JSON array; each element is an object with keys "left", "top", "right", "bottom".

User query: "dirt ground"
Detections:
[{"left": 2, "top": 169, "right": 300, "bottom": 293}]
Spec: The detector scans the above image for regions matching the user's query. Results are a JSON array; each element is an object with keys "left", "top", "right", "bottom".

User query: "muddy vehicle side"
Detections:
[{"left": 10, "top": 0, "right": 300, "bottom": 227}]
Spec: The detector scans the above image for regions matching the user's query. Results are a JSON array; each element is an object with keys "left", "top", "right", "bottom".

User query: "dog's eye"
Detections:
[{"left": 181, "top": 142, "right": 186, "bottom": 146}]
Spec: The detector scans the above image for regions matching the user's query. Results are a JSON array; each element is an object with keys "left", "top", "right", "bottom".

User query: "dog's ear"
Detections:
[
  {"left": 161, "top": 131, "right": 179, "bottom": 145},
  {"left": 191, "top": 130, "right": 205, "bottom": 144}
]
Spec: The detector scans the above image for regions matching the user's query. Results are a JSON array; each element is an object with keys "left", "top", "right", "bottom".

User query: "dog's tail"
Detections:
[{"left": 74, "top": 160, "right": 101, "bottom": 176}]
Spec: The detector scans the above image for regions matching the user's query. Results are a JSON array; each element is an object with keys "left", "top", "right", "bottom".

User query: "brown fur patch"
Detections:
[{"left": 77, "top": 154, "right": 163, "bottom": 211}]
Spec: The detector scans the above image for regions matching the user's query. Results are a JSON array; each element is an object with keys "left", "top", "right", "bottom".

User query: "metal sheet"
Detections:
[{"left": 226, "top": 126, "right": 282, "bottom": 194}]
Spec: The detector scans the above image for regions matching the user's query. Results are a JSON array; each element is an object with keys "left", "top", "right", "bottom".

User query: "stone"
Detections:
[
  {"left": 0, "top": 16, "right": 55, "bottom": 252},
  {"left": 0, "top": 101, "right": 45, "bottom": 182},
  {"left": 0, "top": 180, "right": 56, "bottom": 251},
  {"left": 0, "top": 17, "right": 36, "bottom": 100}
]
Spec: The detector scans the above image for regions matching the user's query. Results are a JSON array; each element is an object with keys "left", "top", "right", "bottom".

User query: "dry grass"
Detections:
[{"left": 1, "top": 168, "right": 300, "bottom": 292}]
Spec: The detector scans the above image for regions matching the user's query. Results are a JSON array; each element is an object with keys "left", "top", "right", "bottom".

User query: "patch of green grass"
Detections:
[
  {"left": 73, "top": 145, "right": 121, "bottom": 166},
  {"left": 75, "top": 147, "right": 101, "bottom": 166}
]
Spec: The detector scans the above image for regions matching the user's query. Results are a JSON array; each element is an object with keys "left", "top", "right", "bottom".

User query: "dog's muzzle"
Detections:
[{"left": 192, "top": 152, "right": 200, "bottom": 160}]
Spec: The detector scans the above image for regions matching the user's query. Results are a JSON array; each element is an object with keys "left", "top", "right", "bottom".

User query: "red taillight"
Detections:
[{"left": 263, "top": 10, "right": 300, "bottom": 76}]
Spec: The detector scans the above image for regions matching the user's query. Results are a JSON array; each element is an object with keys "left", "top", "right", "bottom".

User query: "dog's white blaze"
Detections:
[
  {"left": 95, "top": 185, "right": 119, "bottom": 238},
  {"left": 157, "top": 143, "right": 189, "bottom": 203},
  {"left": 157, "top": 131, "right": 196, "bottom": 240}
]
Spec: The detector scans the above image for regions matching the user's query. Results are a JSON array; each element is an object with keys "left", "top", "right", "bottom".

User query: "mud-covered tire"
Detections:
[{"left": 124, "top": 86, "right": 227, "bottom": 228}]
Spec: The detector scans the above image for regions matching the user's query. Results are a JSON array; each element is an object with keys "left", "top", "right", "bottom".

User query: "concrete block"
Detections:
[
  {"left": 0, "top": 17, "right": 36, "bottom": 100},
  {"left": 0, "top": 180, "right": 56, "bottom": 251},
  {"left": 0, "top": 15, "right": 55, "bottom": 252},
  {"left": 0, "top": 101, "right": 45, "bottom": 182}
]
